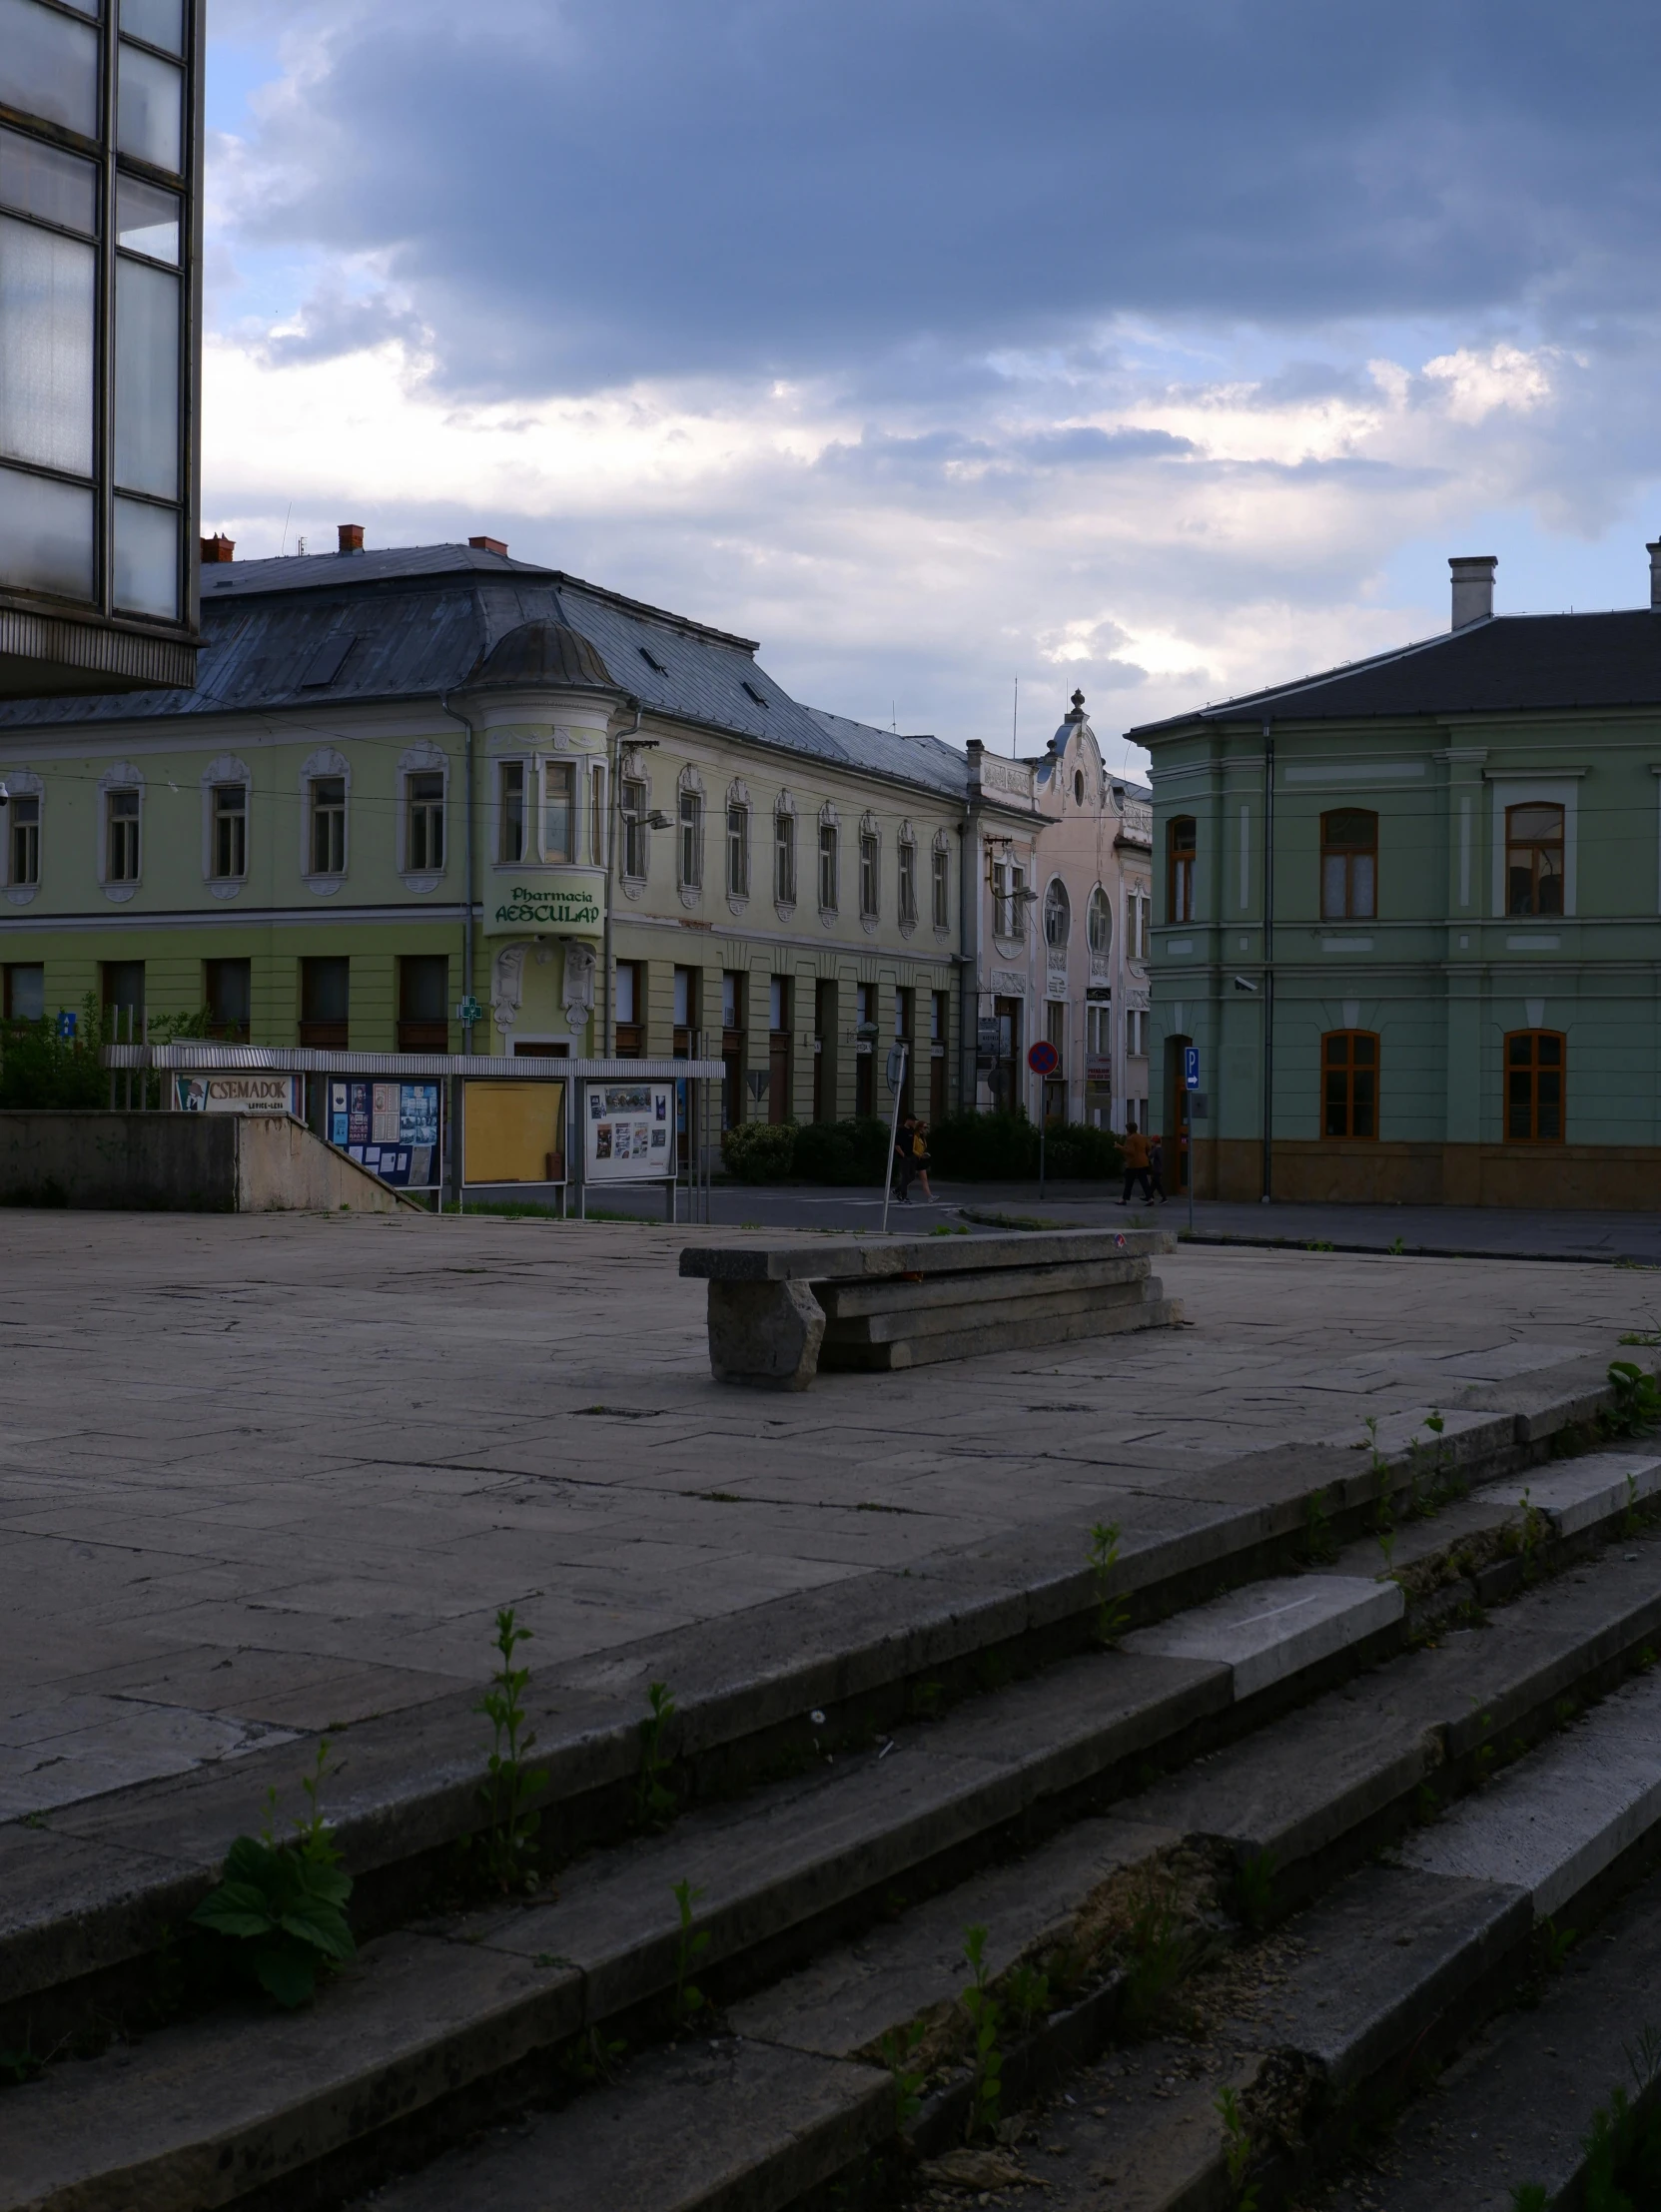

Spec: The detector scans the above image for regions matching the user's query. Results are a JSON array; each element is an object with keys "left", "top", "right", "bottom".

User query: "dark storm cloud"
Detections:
[{"left": 234, "top": 0, "right": 1661, "bottom": 394}]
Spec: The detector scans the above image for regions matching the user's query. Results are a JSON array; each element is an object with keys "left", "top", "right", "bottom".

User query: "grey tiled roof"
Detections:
[
  {"left": 0, "top": 544, "right": 971, "bottom": 803},
  {"left": 1128, "top": 609, "right": 1661, "bottom": 736}
]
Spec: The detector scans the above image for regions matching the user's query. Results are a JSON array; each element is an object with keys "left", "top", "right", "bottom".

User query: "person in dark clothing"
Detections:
[
  {"left": 893, "top": 1115, "right": 930, "bottom": 1201},
  {"left": 1148, "top": 1135, "right": 1168, "bottom": 1201},
  {"left": 1119, "top": 1117, "right": 1154, "bottom": 1204}
]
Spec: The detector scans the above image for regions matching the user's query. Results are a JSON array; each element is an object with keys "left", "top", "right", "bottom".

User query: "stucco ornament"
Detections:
[
  {"left": 561, "top": 942, "right": 596, "bottom": 1035},
  {"left": 492, "top": 941, "right": 528, "bottom": 1038}
]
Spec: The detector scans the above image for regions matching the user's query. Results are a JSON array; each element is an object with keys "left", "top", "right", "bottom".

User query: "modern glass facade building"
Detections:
[{"left": 0, "top": 0, "right": 202, "bottom": 695}]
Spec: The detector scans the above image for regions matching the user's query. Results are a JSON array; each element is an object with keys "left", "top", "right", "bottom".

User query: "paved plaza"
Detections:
[{"left": 0, "top": 1208, "right": 1650, "bottom": 1817}]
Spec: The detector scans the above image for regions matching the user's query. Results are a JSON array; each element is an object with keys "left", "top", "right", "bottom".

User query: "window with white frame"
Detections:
[
  {"left": 1129, "top": 888, "right": 1150, "bottom": 961},
  {"left": 106, "top": 787, "right": 141, "bottom": 881},
  {"left": 9, "top": 793, "right": 40, "bottom": 886},
  {"left": 678, "top": 782, "right": 704, "bottom": 891},
  {"left": 1087, "top": 885, "right": 1112, "bottom": 959},
  {"left": 1127, "top": 1008, "right": 1149, "bottom": 1058},
  {"left": 932, "top": 835, "right": 950, "bottom": 929},
  {"left": 898, "top": 830, "right": 918, "bottom": 926},
  {"left": 210, "top": 781, "right": 246, "bottom": 879},
  {"left": 620, "top": 775, "right": 647, "bottom": 879},
  {"left": 309, "top": 776, "right": 346, "bottom": 875},
  {"left": 726, "top": 798, "right": 750, "bottom": 897},
  {"left": 497, "top": 761, "right": 525, "bottom": 865},
  {"left": 775, "top": 801, "right": 797, "bottom": 906},
  {"left": 408, "top": 771, "right": 444, "bottom": 871},
  {"left": 542, "top": 760, "right": 575, "bottom": 863},
  {"left": 818, "top": 818, "right": 839, "bottom": 912},
  {"left": 859, "top": 820, "right": 880, "bottom": 921},
  {"left": 1087, "top": 1002, "right": 1113, "bottom": 1061},
  {"left": 1044, "top": 878, "right": 1071, "bottom": 948}
]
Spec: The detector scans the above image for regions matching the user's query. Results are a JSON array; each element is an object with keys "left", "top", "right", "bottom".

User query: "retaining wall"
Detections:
[{"left": 0, "top": 1112, "right": 407, "bottom": 1212}]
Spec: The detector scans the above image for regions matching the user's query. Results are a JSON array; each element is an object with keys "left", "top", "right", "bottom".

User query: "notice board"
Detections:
[
  {"left": 584, "top": 1082, "right": 674, "bottom": 1180},
  {"left": 329, "top": 1081, "right": 442, "bottom": 1190},
  {"left": 462, "top": 1080, "right": 567, "bottom": 1184}
]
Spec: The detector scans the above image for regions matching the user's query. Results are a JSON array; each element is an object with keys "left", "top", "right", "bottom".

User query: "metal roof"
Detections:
[{"left": 1128, "top": 608, "right": 1661, "bottom": 738}]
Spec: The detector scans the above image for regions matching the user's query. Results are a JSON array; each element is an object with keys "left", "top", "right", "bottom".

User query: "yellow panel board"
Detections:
[{"left": 462, "top": 1081, "right": 566, "bottom": 1183}]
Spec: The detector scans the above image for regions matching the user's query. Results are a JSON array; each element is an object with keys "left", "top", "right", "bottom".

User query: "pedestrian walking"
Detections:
[
  {"left": 1148, "top": 1134, "right": 1168, "bottom": 1202},
  {"left": 1119, "top": 1117, "right": 1154, "bottom": 1204},
  {"left": 908, "top": 1116, "right": 935, "bottom": 1202},
  {"left": 892, "top": 1115, "right": 921, "bottom": 1202}
]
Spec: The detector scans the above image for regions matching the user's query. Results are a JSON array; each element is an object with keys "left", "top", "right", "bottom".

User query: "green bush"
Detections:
[
  {"left": 928, "top": 1108, "right": 1123, "bottom": 1181},
  {"left": 0, "top": 1002, "right": 109, "bottom": 1110},
  {"left": 790, "top": 1116, "right": 892, "bottom": 1185},
  {"left": 720, "top": 1117, "right": 797, "bottom": 1182},
  {"left": 1045, "top": 1121, "right": 1125, "bottom": 1179}
]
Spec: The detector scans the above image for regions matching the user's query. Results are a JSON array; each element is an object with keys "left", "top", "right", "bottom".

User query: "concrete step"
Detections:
[
  {"left": 815, "top": 1250, "right": 1153, "bottom": 1318},
  {"left": 1123, "top": 1574, "right": 1403, "bottom": 1702},
  {"left": 821, "top": 1273, "right": 1155, "bottom": 1345},
  {"left": 8, "top": 1525, "right": 1656, "bottom": 2212},
  {"left": 820, "top": 1290, "right": 1182, "bottom": 1369}
]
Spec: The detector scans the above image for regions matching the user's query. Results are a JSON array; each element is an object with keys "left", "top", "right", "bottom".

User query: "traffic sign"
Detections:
[
  {"left": 885, "top": 1044, "right": 908, "bottom": 1092},
  {"left": 746, "top": 1069, "right": 771, "bottom": 1101},
  {"left": 1184, "top": 1046, "right": 1201, "bottom": 1092},
  {"left": 1027, "top": 1040, "right": 1060, "bottom": 1077},
  {"left": 57, "top": 1009, "right": 76, "bottom": 1040}
]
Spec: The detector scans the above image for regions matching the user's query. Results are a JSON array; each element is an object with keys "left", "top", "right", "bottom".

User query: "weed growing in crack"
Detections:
[
  {"left": 1624, "top": 1472, "right": 1645, "bottom": 1539},
  {"left": 1234, "top": 1850, "right": 1276, "bottom": 1932},
  {"left": 1300, "top": 1490, "right": 1337, "bottom": 1566},
  {"left": 1603, "top": 1361, "right": 1661, "bottom": 1440},
  {"left": 960, "top": 1924, "right": 1004, "bottom": 2142},
  {"left": 1376, "top": 1527, "right": 1397, "bottom": 1576},
  {"left": 1510, "top": 2187, "right": 1549, "bottom": 2211},
  {"left": 189, "top": 1740, "right": 355, "bottom": 2007},
  {"left": 1537, "top": 1916, "right": 1578, "bottom": 1974},
  {"left": 1004, "top": 1960, "right": 1052, "bottom": 2037},
  {"left": 636, "top": 1682, "right": 678, "bottom": 1831},
  {"left": 1362, "top": 1413, "right": 1386, "bottom": 1476},
  {"left": 473, "top": 1608, "right": 548, "bottom": 1893},
  {"left": 1120, "top": 1872, "right": 1204, "bottom": 2032},
  {"left": 879, "top": 2019, "right": 927, "bottom": 2124},
  {"left": 671, "top": 1878, "right": 709, "bottom": 2025},
  {"left": 1217, "top": 2084, "right": 1260, "bottom": 2212},
  {"left": 1090, "top": 1521, "right": 1130, "bottom": 1647}
]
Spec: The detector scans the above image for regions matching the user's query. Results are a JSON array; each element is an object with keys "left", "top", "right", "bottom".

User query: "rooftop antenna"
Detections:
[
  {"left": 892, "top": 699, "right": 897, "bottom": 732},
  {"left": 280, "top": 500, "right": 293, "bottom": 557},
  {"left": 1012, "top": 675, "right": 1019, "bottom": 757}
]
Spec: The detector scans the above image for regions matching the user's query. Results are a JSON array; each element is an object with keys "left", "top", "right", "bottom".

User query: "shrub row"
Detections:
[{"left": 719, "top": 1108, "right": 1123, "bottom": 1185}]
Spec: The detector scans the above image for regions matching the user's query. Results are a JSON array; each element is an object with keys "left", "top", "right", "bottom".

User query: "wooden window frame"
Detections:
[
  {"left": 1504, "top": 1029, "right": 1566, "bottom": 1143},
  {"left": 1168, "top": 817, "right": 1196, "bottom": 924},
  {"left": 1505, "top": 803, "right": 1565, "bottom": 918},
  {"left": 1320, "top": 809, "right": 1376, "bottom": 921},
  {"left": 1321, "top": 1029, "right": 1379, "bottom": 1140}
]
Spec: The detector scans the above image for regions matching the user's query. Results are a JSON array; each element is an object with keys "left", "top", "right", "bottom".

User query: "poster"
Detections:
[
  {"left": 329, "top": 1081, "right": 441, "bottom": 1189},
  {"left": 174, "top": 1074, "right": 299, "bottom": 1115},
  {"left": 584, "top": 1082, "right": 673, "bottom": 1180}
]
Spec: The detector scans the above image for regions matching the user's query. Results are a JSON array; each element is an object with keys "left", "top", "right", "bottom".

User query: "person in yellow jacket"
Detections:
[{"left": 1119, "top": 1117, "right": 1154, "bottom": 1205}]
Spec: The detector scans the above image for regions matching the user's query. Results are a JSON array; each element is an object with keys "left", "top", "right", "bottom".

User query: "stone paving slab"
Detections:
[{"left": 0, "top": 1209, "right": 1647, "bottom": 1818}]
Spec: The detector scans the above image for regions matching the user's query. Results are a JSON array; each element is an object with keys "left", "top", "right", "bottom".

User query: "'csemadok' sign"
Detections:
[
  {"left": 174, "top": 1074, "right": 299, "bottom": 1115},
  {"left": 485, "top": 876, "right": 605, "bottom": 935}
]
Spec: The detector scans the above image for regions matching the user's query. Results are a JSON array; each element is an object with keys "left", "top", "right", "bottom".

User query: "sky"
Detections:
[{"left": 201, "top": 1, "right": 1661, "bottom": 776}]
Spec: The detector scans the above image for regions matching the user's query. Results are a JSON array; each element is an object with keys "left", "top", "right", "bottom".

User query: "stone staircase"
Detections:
[{"left": 2, "top": 1355, "right": 1659, "bottom": 2212}]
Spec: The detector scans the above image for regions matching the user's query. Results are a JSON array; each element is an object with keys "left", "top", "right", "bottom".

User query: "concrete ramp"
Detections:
[{"left": 0, "top": 1110, "right": 410, "bottom": 1212}]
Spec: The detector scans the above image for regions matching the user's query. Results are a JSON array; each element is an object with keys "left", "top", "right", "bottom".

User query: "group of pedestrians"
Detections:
[
  {"left": 890, "top": 1111, "right": 1168, "bottom": 1207},
  {"left": 1117, "top": 1116, "right": 1168, "bottom": 1205}
]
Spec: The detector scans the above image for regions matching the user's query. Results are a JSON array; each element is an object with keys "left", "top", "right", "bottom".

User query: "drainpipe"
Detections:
[
  {"left": 1261, "top": 715, "right": 1274, "bottom": 1201},
  {"left": 437, "top": 691, "right": 477, "bottom": 1058},
  {"left": 605, "top": 703, "right": 643, "bottom": 1057}
]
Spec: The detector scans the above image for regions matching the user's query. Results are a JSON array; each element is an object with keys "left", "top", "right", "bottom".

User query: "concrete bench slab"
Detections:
[
  {"left": 680, "top": 1226, "right": 1174, "bottom": 1283},
  {"left": 1122, "top": 1574, "right": 1404, "bottom": 1702}
]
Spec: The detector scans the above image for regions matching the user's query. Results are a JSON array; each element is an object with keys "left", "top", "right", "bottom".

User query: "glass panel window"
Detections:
[
  {"left": 620, "top": 777, "right": 646, "bottom": 878},
  {"left": 1506, "top": 803, "right": 1565, "bottom": 918},
  {"left": 1322, "top": 1030, "right": 1378, "bottom": 1139},
  {"left": 0, "top": 463, "right": 93, "bottom": 599},
  {"left": 106, "top": 787, "right": 141, "bottom": 881},
  {"left": 205, "top": 957, "right": 250, "bottom": 1040},
  {"left": 542, "top": 759, "right": 574, "bottom": 862},
  {"left": 115, "top": 256, "right": 179, "bottom": 495},
  {"left": 1087, "top": 885, "right": 1112, "bottom": 957},
  {"left": 932, "top": 842, "right": 949, "bottom": 928},
  {"left": 310, "top": 776, "right": 346, "bottom": 876},
  {"left": 10, "top": 793, "right": 40, "bottom": 885},
  {"left": 120, "top": 0, "right": 183, "bottom": 54},
  {"left": 116, "top": 173, "right": 180, "bottom": 264},
  {"left": 0, "top": 214, "right": 95, "bottom": 475},
  {"left": 4, "top": 963, "right": 45, "bottom": 1021},
  {"left": 898, "top": 838, "right": 917, "bottom": 925},
  {"left": 112, "top": 495, "right": 177, "bottom": 616},
  {"left": 818, "top": 822, "right": 837, "bottom": 911},
  {"left": 0, "top": 126, "right": 97, "bottom": 234},
  {"left": 210, "top": 781, "right": 245, "bottom": 879},
  {"left": 859, "top": 830, "right": 878, "bottom": 919},
  {"left": 678, "top": 787, "right": 703, "bottom": 889},
  {"left": 1320, "top": 810, "right": 1377, "bottom": 920},
  {"left": 408, "top": 770, "right": 443, "bottom": 872},
  {"left": 774, "top": 808, "right": 795, "bottom": 903},
  {"left": 1168, "top": 817, "right": 1197, "bottom": 923},
  {"left": 118, "top": 42, "right": 184, "bottom": 174},
  {"left": 1044, "top": 878, "right": 1070, "bottom": 948},
  {"left": 726, "top": 803, "right": 749, "bottom": 897},
  {"left": 498, "top": 760, "right": 524, "bottom": 864},
  {"left": 0, "top": 1, "right": 100, "bottom": 140},
  {"left": 300, "top": 956, "right": 349, "bottom": 1045},
  {"left": 1505, "top": 1031, "right": 1565, "bottom": 1142}
]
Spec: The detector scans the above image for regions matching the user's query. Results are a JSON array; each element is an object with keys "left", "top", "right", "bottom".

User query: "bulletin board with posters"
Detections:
[
  {"left": 584, "top": 1082, "right": 674, "bottom": 1181},
  {"left": 329, "top": 1081, "right": 442, "bottom": 1190},
  {"left": 461, "top": 1080, "right": 566, "bottom": 1186}
]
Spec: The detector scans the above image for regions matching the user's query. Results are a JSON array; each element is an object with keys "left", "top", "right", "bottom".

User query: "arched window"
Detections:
[
  {"left": 1043, "top": 878, "right": 1070, "bottom": 948},
  {"left": 1321, "top": 810, "right": 1376, "bottom": 920},
  {"left": 1322, "top": 1031, "right": 1378, "bottom": 1138},
  {"left": 725, "top": 781, "right": 750, "bottom": 899},
  {"left": 1073, "top": 768, "right": 1086, "bottom": 806},
  {"left": 1168, "top": 816, "right": 1196, "bottom": 923},
  {"left": 677, "top": 766, "right": 704, "bottom": 893},
  {"left": 1087, "top": 885, "right": 1113, "bottom": 958},
  {"left": 1505, "top": 1031, "right": 1565, "bottom": 1141},
  {"left": 1506, "top": 804, "right": 1565, "bottom": 917}
]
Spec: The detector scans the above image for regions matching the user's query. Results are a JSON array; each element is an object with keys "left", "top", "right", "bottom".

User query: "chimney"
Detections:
[
  {"left": 1449, "top": 554, "right": 1497, "bottom": 629},
  {"left": 338, "top": 522, "right": 365, "bottom": 554},
  {"left": 1648, "top": 537, "right": 1661, "bottom": 609},
  {"left": 200, "top": 533, "right": 234, "bottom": 564},
  {"left": 468, "top": 534, "right": 508, "bottom": 557}
]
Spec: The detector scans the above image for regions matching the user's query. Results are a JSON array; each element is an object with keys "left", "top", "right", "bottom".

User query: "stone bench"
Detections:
[{"left": 679, "top": 1226, "right": 1182, "bottom": 1389}]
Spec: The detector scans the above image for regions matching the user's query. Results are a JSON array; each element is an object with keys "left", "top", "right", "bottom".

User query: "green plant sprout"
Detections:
[
  {"left": 637, "top": 1682, "right": 679, "bottom": 1830},
  {"left": 879, "top": 2019, "right": 927, "bottom": 2123},
  {"left": 960, "top": 1924, "right": 1004, "bottom": 2142},
  {"left": 1089, "top": 1521, "right": 1130, "bottom": 1647},
  {"left": 474, "top": 1608, "right": 548, "bottom": 1892},
  {"left": 1300, "top": 1490, "right": 1337, "bottom": 1565},
  {"left": 1004, "top": 1959, "right": 1051, "bottom": 2037},
  {"left": 1377, "top": 1528, "right": 1397, "bottom": 1576},
  {"left": 1217, "top": 2084, "right": 1260, "bottom": 2212},
  {"left": 1604, "top": 1361, "right": 1661, "bottom": 1439},
  {"left": 189, "top": 1740, "right": 356, "bottom": 2008},
  {"left": 671, "top": 1878, "right": 710, "bottom": 2024}
]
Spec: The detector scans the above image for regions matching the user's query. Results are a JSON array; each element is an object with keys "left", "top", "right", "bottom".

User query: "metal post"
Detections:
[
  {"left": 1039, "top": 1113, "right": 1046, "bottom": 1201},
  {"left": 880, "top": 1042, "right": 908, "bottom": 1233},
  {"left": 1188, "top": 1137, "right": 1195, "bottom": 1236}
]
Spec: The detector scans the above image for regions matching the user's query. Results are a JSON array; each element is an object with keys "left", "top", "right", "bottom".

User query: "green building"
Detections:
[{"left": 1130, "top": 547, "right": 1661, "bottom": 1209}]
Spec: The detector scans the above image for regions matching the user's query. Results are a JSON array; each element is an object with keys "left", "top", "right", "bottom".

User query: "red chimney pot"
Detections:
[
  {"left": 468, "top": 534, "right": 508, "bottom": 557},
  {"left": 201, "top": 533, "right": 235, "bottom": 564},
  {"left": 338, "top": 522, "right": 366, "bottom": 554}
]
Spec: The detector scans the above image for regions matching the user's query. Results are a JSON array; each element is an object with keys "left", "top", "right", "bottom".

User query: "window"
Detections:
[
  {"left": 102, "top": 960, "right": 144, "bottom": 1030},
  {"left": 210, "top": 781, "right": 246, "bottom": 880},
  {"left": 542, "top": 760, "right": 574, "bottom": 863},
  {"left": 774, "top": 805, "right": 796, "bottom": 905},
  {"left": 898, "top": 835, "right": 917, "bottom": 926},
  {"left": 1044, "top": 878, "right": 1071, "bottom": 948},
  {"left": 106, "top": 787, "right": 140, "bottom": 880},
  {"left": 726, "top": 801, "right": 750, "bottom": 898},
  {"left": 497, "top": 761, "right": 525, "bottom": 866},
  {"left": 1168, "top": 817, "right": 1196, "bottom": 923},
  {"left": 1127, "top": 1009, "right": 1149, "bottom": 1059},
  {"left": 1321, "top": 809, "right": 1376, "bottom": 921},
  {"left": 409, "top": 770, "right": 444, "bottom": 872},
  {"left": 9, "top": 793, "right": 39, "bottom": 885},
  {"left": 1130, "top": 889, "right": 1150, "bottom": 962},
  {"left": 307, "top": 775, "right": 346, "bottom": 876},
  {"left": 300, "top": 955, "right": 349, "bottom": 1048},
  {"left": 615, "top": 959, "right": 643, "bottom": 1054},
  {"left": 398, "top": 955, "right": 449, "bottom": 1051},
  {"left": 1045, "top": 998, "right": 1065, "bottom": 1061},
  {"left": 1087, "top": 1001, "right": 1112, "bottom": 1062},
  {"left": 1506, "top": 803, "right": 1565, "bottom": 917},
  {"left": 1087, "top": 885, "right": 1112, "bottom": 959},
  {"left": 1322, "top": 1031, "right": 1378, "bottom": 1138},
  {"left": 620, "top": 777, "right": 647, "bottom": 879},
  {"left": 204, "top": 957, "right": 250, "bottom": 1042},
  {"left": 1506, "top": 1031, "right": 1565, "bottom": 1142},
  {"left": 3, "top": 963, "right": 44, "bottom": 1021},
  {"left": 859, "top": 825, "right": 879, "bottom": 921},
  {"left": 1074, "top": 769, "right": 1086, "bottom": 806},
  {"left": 994, "top": 861, "right": 1028, "bottom": 939},
  {"left": 590, "top": 763, "right": 606, "bottom": 866},
  {"left": 678, "top": 785, "right": 704, "bottom": 891},
  {"left": 818, "top": 821, "right": 838, "bottom": 912},
  {"left": 932, "top": 839, "right": 950, "bottom": 929}
]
